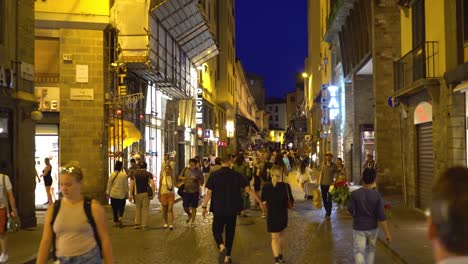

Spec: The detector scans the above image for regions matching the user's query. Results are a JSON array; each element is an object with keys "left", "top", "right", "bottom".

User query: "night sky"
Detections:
[{"left": 235, "top": 1, "right": 308, "bottom": 99}]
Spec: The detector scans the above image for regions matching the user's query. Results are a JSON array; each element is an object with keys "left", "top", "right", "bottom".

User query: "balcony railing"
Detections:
[{"left": 394, "top": 41, "right": 439, "bottom": 92}]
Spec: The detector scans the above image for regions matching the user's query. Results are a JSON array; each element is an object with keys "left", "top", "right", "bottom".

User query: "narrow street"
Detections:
[{"left": 106, "top": 173, "right": 401, "bottom": 264}]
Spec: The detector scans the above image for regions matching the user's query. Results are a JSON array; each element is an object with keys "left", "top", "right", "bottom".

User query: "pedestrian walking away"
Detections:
[
  {"left": 129, "top": 161, "right": 155, "bottom": 229},
  {"left": 106, "top": 160, "right": 128, "bottom": 228},
  {"left": 427, "top": 166, "right": 468, "bottom": 264},
  {"left": 262, "top": 163, "right": 294, "bottom": 264},
  {"left": 36, "top": 161, "right": 113, "bottom": 264},
  {"left": 318, "top": 151, "right": 338, "bottom": 220},
  {"left": 348, "top": 168, "right": 391, "bottom": 264},
  {"left": 232, "top": 154, "right": 252, "bottom": 217},
  {"left": 158, "top": 164, "right": 175, "bottom": 230},
  {"left": 201, "top": 155, "right": 265, "bottom": 264}
]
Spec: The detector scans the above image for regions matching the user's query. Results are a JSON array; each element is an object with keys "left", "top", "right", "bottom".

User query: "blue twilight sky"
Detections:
[{"left": 235, "top": 1, "right": 308, "bottom": 99}]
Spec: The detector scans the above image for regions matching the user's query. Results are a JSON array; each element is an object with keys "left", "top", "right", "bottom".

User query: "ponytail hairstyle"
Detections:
[{"left": 114, "top": 160, "right": 123, "bottom": 172}]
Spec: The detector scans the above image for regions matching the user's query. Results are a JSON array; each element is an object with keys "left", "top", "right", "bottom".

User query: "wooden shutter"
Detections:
[{"left": 412, "top": 0, "right": 425, "bottom": 48}]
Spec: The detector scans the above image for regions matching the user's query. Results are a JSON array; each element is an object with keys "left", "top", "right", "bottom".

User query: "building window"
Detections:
[
  {"left": 290, "top": 96, "right": 295, "bottom": 102},
  {"left": 269, "top": 106, "right": 272, "bottom": 111},
  {"left": 464, "top": 0, "right": 468, "bottom": 42},
  {"left": 275, "top": 115, "right": 278, "bottom": 121},
  {"left": 0, "top": 0, "right": 4, "bottom": 45},
  {"left": 269, "top": 115, "right": 272, "bottom": 121},
  {"left": 275, "top": 106, "right": 278, "bottom": 112},
  {"left": 275, "top": 124, "right": 279, "bottom": 128},
  {"left": 35, "top": 38, "right": 60, "bottom": 83}
]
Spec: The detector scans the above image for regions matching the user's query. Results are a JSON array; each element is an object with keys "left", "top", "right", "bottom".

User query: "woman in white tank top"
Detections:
[{"left": 36, "top": 162, "right": 114, "bottom": 264}]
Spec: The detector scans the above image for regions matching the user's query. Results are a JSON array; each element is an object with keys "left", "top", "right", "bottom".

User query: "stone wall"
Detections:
[
  {"left": 351, "top": 75, "right": 374, "bottom": 183},
  {"left": 58, "top": 29, "right": 107, "bottom": 199},
  {"left": 344, "top": 82, "right": 354, "bottom": 182},
  {"left": 371, "top": 1, "right": 402, "bottom": 195}
]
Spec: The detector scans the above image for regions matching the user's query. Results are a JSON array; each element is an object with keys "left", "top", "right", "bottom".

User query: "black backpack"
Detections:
[{"left": 50, "top": 197, "right": 102, "bottom": 260}]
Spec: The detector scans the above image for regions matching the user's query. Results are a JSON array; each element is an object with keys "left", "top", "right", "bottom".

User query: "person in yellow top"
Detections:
[{"left": 159, "top": 164, "right": 175, "bottom": 230}]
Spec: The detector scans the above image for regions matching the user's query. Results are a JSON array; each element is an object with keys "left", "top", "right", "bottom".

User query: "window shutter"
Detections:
[{"left": 412, "top": 0, "right": 425, "bottom": 48}]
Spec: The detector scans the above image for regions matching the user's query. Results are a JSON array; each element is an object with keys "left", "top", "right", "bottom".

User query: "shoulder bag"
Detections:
[
  {"left": 147, "top": 174, "right": 154, "bottom": 200},
  {"left": 2, "top": 174, "right": 20, "bottom": 232},
  {"left": 177, "top": 167, "right": 187, "bottom": 196},
  {"left": 281, "top": 170, "right": 294, "bottom": 209}
]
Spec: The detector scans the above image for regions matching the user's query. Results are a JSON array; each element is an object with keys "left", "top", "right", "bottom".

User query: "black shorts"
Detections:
[
  {"left": 43, "top": 176, "right": 53, "bottom": 187},
  {"left": 182, "top": 192, "right": 200, "bottom": 208}
]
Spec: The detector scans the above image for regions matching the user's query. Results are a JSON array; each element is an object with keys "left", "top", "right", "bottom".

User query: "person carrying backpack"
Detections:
[{"left": 36, "top": 161, "right": 113, "bottom": 264}]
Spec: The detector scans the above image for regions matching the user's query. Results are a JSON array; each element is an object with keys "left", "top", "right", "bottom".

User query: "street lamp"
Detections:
[{"left": 301, "top": 72, "right": 308, "bottom": 78}]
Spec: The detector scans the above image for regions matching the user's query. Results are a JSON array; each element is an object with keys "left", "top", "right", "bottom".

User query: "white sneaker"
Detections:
[
  {"left": 163, "top": 224, "right": 168, "bottom": 229},
  {"left": 0, "top": 253, "right": 9, "bottom": 263}
]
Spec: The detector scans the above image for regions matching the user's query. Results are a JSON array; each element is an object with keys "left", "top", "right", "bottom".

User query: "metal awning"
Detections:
[{"left": 152, "top": 0, "right": 219, "bottom": 65}]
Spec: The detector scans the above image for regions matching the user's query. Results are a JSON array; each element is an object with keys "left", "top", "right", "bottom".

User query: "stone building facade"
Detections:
[
  {"left": 35, "top": 0, "right": 110, "bottom": 200},
  {"left": 0, "top": 0, "right": 36, "bottom": 227}
]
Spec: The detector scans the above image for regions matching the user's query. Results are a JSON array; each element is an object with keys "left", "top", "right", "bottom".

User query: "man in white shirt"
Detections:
[{"left": 427, "top": 166, "right": 468, "bottom": 264}]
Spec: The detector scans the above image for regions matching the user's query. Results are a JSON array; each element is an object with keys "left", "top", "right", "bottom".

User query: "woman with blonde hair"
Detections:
[
  {"left": 262, "top": 160, "right": 294, "bottom": 264},
  {"left": 37, "top": 161, "right": 113, "bottom": 263},
  {"left": 158, "top": 164, "right": 175, "bottom": 230}
]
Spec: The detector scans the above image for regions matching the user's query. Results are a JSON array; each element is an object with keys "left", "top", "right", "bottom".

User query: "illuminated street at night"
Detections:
[{"left": 1, "top": 0, "right": 468, "bottom": 263}]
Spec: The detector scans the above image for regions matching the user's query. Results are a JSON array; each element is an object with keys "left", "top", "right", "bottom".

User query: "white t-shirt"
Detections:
[{"left": 0, "top": 174, "right": 12, "bottom": 208}]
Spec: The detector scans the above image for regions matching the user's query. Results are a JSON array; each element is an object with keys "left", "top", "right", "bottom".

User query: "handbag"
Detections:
[
  {"left": 177, "top": 167, "right": 187, "bottom": 197},
  {"left": 147, "top": 176, "right": 154, "bottom": 200},
  {"left": 2, "top": 174, "right": 20, "bottom": 232},
  {"left": 281, "top": 170, "right": 294, "bottom": 209}
]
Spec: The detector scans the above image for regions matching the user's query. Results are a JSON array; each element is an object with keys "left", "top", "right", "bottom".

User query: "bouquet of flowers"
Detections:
[
  {"left": 329, "top": 179, "right": 350, "bottom": 206},
  {"left": 384, "top": 203, "right": 392, "bottom": 219}
]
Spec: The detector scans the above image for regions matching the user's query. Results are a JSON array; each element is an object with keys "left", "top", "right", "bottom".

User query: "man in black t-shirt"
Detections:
[{"left": 201, "top": 155, "right": 265, "bottom": 264}]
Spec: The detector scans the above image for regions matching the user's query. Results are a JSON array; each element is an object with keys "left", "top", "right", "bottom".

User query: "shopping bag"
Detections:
[{"left": 313, "top": 188, "right": 322, "bottom": 209}]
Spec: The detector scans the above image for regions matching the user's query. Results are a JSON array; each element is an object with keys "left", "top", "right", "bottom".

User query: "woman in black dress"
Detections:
[
  {"left": 262, "top": 158, "right": 294, "bottom": 264},
  {"left": 39, "top": 157, "right": 53, "bottom": 205}
]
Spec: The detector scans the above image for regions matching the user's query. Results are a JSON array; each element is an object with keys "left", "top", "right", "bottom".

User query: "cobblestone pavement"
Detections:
[{"left": 106, "top": 173, "right": 402, "bottom": 264}]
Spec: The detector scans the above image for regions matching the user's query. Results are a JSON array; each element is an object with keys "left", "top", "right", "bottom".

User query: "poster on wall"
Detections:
[{"left": 35, "top": 87, "right": 60, "bottom": 112}]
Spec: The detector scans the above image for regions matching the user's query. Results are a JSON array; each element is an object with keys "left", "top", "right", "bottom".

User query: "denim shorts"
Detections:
[{"left": 58, "top": 246, "right": 101, "bottom": 264}]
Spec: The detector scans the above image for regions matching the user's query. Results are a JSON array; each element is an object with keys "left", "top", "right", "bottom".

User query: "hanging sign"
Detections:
[
  {"left": 195, "top": 88, "right": 203, "bottom": 124},
  {"left": 327, "top": 85, "right": 339, "bottom": 120}
]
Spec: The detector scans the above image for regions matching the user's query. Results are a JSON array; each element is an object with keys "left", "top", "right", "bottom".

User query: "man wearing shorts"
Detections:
[{"left": 178, "top": 158, "right": 204, "bottom": 227}]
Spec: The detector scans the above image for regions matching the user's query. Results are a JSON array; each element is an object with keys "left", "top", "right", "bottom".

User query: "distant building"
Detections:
[
  {"left": 265, "top": 97, "right": 287, "bottom": 130},
  {"left": 246, "top": 72, "right": 266, "bottom": 110}
]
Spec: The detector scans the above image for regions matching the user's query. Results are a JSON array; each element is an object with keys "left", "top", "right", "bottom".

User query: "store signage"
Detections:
[
  {"left": 21, "top": 62, "right": 34, "bottom": 81},
  {"left": 70, "top": 88, "right": 94, "bottom": 101},
  {"left": 327, "top": 85, "right": 339, "bottom": 120},
  {"left": 204, "top": 129, "right": 211, "bottom": 138},
  {"left": 195, "top": 88, "right": 203, "bottom": 124},
  {"left": 0, "top": 66, "right": 14, "bottom": 89}
]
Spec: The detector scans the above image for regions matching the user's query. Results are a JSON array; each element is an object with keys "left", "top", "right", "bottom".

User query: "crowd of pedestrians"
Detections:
[{"left": 0, "top": 147, "right": 464, "bottom": 263}]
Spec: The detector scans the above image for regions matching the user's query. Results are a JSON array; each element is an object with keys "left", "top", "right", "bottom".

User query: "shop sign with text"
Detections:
[{"left": 195, "top": 88, "right": 203, "bottom": 124}]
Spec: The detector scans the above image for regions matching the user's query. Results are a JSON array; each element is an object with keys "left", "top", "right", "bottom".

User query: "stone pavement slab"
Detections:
[
  {"left": 7, "top": 172, "right": 413, "bottom": 264},
  {"left": 378, "top": 196, "right": 433, "bottom": 264}
]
